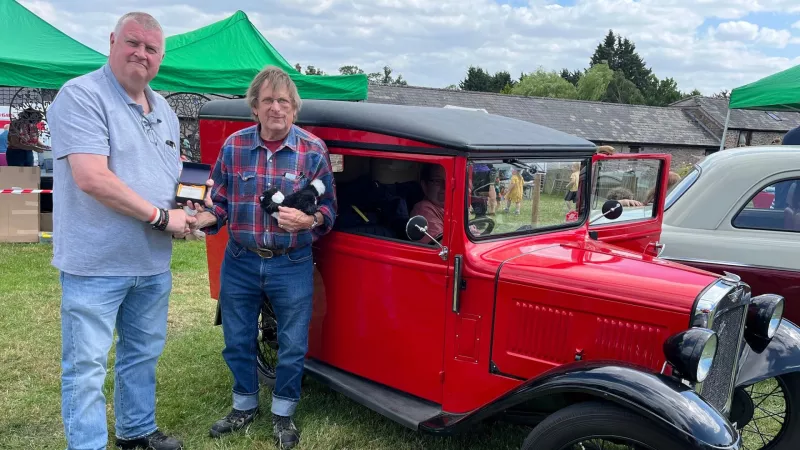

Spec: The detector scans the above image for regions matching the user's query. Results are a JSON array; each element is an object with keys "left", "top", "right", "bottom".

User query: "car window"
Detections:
[
  {"left": 331, "top": 154, "right": 450, "bottom": 245},
  {"left": 665, "top": 167, "right": 700, "bottom": 211},
  {"left": 589, "top": 158, "right": 662, "bottom": 225},
  {"left": 732, "top": 178, "right": 799, "bottom": 232},
  {"left": 467, "top": 158, "right": 587, "bottom": 239}
]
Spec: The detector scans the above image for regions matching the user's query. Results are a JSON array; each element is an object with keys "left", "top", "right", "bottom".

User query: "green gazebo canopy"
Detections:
[
  {"left": 729, "top": 64, "right": 800, "bottom": 111},
  {"left": 0, "top": 0, "right": 105, "bottom": 89},
  {"left": 153, "top": 10, "right": 368, "bottom": 100}
]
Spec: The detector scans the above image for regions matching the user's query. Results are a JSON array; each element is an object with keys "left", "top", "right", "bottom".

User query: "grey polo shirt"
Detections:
[{"left": 47, "top": 63, "right": 182, "bottom": 276}]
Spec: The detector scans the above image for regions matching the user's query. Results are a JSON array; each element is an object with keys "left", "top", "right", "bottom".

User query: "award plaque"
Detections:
[{"left": 176, "top": 162, "right": 212, "bottom": 205}]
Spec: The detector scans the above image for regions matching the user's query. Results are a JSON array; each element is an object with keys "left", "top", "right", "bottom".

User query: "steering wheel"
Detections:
[{"left": 469, "top": 216, "right": 495, "bottom": 235}]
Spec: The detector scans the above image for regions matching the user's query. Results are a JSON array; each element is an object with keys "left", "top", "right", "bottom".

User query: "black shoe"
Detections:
[
  {"left": 115, "top": 429, "right": 183, "bottom": 450},
  {"left": 272, "top": 414, "right": 300, "bottom": 449},
  {"left": 209, "top": 407, "right": 259, "bottom": 437}
]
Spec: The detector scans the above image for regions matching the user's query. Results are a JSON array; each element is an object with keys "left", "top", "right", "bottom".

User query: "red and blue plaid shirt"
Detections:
[{"left": 204, "top": 124, "right": 337, "bottom": 250}]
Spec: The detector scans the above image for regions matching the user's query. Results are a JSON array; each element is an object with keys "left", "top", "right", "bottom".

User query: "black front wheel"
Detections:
[
  {"left": 733, "top": 373, "right": 799, "bottom": 450},
  {"left": 256, "top": 299, "right": 278, "bottom": 387},
  {"left": 522, "top": 401, "right": 688, "bottom": 450}
]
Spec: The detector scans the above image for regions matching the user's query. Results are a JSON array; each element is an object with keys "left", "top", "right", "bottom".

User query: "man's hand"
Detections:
[
  {"left": 276, "top": 206, "right": 314, "bottom": 233},
  {"left": 165, "top": 209, "right": 196, "bottom": 234},
  {"left": 185, "top": 179, "right": 216, "bottom": 231}
]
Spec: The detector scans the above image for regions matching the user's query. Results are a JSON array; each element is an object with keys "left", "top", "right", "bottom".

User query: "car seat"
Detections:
[{"left": 783, "top": 182, "right": 799, "bottom": 231}]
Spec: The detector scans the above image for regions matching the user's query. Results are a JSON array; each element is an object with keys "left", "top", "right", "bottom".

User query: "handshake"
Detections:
[{"left": 160, "top": 179, "right": 215, "bottom": 238}]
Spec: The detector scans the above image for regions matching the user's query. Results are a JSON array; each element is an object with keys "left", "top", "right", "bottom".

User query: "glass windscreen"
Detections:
[
  {"left": 589, "top": 158, "right": 662, "bottom": 225},
  {"left": 467, "top": 159, "right": 587, "bottom": 238}
]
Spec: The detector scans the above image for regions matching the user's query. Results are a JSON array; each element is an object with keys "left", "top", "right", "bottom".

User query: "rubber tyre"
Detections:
[
  {"left": 521, "top": 401, "right": 689, "bottom": 450},
  {"left": 738, "top": 373, "right": 800, "bottom": 450}
]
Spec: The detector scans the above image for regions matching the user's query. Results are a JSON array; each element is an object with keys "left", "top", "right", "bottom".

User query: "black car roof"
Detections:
[{"left": 199, "top": 98, "right": 597, "bottom": 156}]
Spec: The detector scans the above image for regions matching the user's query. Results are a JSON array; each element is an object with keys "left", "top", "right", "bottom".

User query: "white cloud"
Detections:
[
  {"left": 16, "top": 0, "right": 800, "bottom": 96},
  {"left": 793, "top": 20, "right": 800, "bottom": 29}
]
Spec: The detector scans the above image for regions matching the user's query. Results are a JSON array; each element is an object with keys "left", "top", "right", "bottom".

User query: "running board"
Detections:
[{"left": 303, "top": 359, "right": 443, "bottom": 430}]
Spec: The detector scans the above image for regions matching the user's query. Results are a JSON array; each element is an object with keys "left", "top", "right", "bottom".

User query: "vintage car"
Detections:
[
  {"left": 659, "top": 146, "right": 800, "bottom": 327},
  {"left": 198, "top": 99, "right": 800, "bottom": 450}
]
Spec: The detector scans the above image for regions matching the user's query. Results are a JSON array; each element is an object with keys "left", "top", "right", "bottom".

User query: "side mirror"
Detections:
[
  {"left": 602, "top": 199, "right": 623, "bottom": 220},
  {"left": 406, "top": 215, "right": 429, "bottom": 241}
]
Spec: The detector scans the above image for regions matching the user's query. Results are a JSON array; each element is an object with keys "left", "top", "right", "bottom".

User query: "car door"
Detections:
[
  {"left": 664, "top": 176, "right": 800, "bottom": 322},
  {"left": 587, "top": 153, "right": 672, "bottom": 256},
  {"left": 306, "top": 148, "right": 455, "bottom": 405}
]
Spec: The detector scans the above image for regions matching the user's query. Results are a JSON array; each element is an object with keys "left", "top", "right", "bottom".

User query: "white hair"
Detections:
[{"left": 114, "top": 12, "right": 165, "bottom": 53}]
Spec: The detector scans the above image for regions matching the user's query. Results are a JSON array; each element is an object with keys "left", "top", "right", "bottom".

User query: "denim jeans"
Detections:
[
  {"left": 219, "top": 239, "right": 314, "bottom": 417},
  {"left": 59, "top": 271, "right": 172, "bottom": 450}
]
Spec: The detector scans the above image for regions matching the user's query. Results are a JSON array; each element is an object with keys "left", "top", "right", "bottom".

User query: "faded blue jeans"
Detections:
[
  {"left": 219, "top": 238, "right": 314, "bottom": 417},
  {"left": 59, "top": 271, "right": 172, "bottom": 450}
]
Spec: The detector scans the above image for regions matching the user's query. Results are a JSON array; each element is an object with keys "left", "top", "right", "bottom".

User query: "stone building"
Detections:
[
  {"left": 365, "top": 85, "right": 719, "bottom": 168},
  {"left": 670, "top": 96, "right": 800, "bottom": 149}
]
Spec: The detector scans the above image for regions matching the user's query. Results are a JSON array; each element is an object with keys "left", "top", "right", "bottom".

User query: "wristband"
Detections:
[
  {"left": 151, "top": 208, "right": 169, "bottom": 231},
  {"left": 147, "top": 207, "right": 161, "bottom": 225}
]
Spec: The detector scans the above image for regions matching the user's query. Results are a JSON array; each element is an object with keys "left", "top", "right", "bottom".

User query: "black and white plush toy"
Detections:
[{"left": 260, "top": 179, "right": 326, "bottom": 218}]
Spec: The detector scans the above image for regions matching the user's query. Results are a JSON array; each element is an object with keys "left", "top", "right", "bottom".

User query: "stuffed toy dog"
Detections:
[{"left": 260, "top": 179, "right": 326, "bottom": 218}]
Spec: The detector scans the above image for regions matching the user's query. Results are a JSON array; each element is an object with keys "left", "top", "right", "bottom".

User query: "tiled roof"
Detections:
[
  {"left": 672, "top": 96, "right": 800, "bottom": 132},
  {"left": 366, "top": 85, "right": 720, "bottom": 148}
]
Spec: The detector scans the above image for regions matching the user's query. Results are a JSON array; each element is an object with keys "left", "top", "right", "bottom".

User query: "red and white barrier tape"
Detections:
[{"left": 0, "top": 189, "right": 53, "bottom": 194}]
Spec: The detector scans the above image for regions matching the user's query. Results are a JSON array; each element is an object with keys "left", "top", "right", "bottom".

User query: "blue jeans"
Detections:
[
  {"left": 219, "top": 239, "right": 314, "bottom": 417},
  {"left": 59, "top": 271, "right": 172, "bottom": 450}
]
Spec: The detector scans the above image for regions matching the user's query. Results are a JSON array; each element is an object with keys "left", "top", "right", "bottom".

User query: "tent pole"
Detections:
[{"left": 719, "top": 109, "right": 731, "bottom": 151}]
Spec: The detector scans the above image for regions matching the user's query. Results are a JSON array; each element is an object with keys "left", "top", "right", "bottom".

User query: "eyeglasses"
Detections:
[
  {"left": 261, "top": 97, "right": 292, "bottom": 108},
  {"left": 139, "top": 115, "right": 159, "bottom": 147}
]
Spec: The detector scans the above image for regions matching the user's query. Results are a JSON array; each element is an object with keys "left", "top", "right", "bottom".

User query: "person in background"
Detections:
[
  {"left": 6, "top": 111, "right": 50, "bottom": 166},
  {"left": 190, "top": 65, "right": 337, "bottom": 450},
  {"left": 47, "top": 11, "right": 191, "bottom": 450},
  {"left": 504, "top": 169, "right": 524, "bottom": 215},
  {"left": 0, "top": 124, "right": 8, "bottom": 157},
  {"left": 411, "top": 163, "right": 446, "bottom": 243}
]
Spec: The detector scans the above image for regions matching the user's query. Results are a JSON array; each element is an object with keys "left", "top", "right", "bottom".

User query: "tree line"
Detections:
[{"left": 296, "top": 30, "right": 730, "bottom": 105}]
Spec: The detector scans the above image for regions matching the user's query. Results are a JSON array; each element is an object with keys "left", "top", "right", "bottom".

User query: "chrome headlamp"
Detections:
[
  {"left": 746, "top": 294, "right": 784, "bottom": 340},
  {"left": 663, "top": 328, "right": 718, "bottom": 383}
]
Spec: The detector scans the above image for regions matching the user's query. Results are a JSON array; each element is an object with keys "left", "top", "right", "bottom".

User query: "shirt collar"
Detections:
[
  {"left": 103, "top": 63, "right": 158, "bottom": 115},
  {"left": 250, "top": 123, "right": 299, "bottom": 153}
]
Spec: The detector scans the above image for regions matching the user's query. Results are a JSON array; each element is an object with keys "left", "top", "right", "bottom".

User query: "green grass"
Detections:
[
  {"left": 471, "top": 193, "right": 571, "bottom": 236},
  {"left": 0, "top": 240, "right": 785, "bottom": 449},
  {"left": 0, "top": 241, "right": 529, "bottom": 449}
]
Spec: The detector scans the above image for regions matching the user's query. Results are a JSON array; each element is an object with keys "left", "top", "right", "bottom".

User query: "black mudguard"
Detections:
[
  {"left": 421, "top": 362, "right": 740, "bottom": 450},
  {"left": 736, "top": 319, "right": 800, "bottom": 388}
]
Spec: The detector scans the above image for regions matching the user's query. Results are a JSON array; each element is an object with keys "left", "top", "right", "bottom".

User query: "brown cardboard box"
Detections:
[
  {"left": 40, "top": 213, "right": 53, "bottom": 233},
  {"left": 0, "top": 167, "right": 41, "bottom": 242}
]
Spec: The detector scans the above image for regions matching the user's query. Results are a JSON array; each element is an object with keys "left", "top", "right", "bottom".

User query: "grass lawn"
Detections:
[
  {"left": 471, "top": 192, "right": 573, "bottom": 236},
  {"left": 0, "top": 240, "right": 529, "bottom": 449}
]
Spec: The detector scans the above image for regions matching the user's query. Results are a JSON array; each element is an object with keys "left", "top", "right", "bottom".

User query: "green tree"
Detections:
[
  {"left": 644, "top": 75, "right": 684, "bottom": 106},
  {"left": 560, "top": 68, "right": 583, "bottom": 86},
  {"left": 459, "top": 66, "right": 516, "bottom": 93},
  {"left": 590, "top": 30, "right": 618, "bottom": 68},
  {"left": 367, "top": 65, "right": 407, "bottom": 86},
  {"left": 510, "top": 68, "right": 578, "bottom": 99},
  {"left": 338, "top": 65, "right": 365, "bottom": 75},
  {"left": 603, "top": 71, "right": 645, "bottom": 104},
  {"left": 577, "top": 63, "right": 614, "bottom": 101},
  {"left": 295, "top": 64, "right": 324, "bottom": 75}
]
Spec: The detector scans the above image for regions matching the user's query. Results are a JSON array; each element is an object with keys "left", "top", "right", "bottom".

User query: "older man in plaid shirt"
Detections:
[{"left": 192, "top": 66, "right": 336, "bottom": 449}]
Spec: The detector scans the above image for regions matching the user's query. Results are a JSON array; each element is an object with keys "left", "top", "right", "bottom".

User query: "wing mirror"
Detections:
[{"left": 406, "top": 215, "right": 449, "bottom": 261}]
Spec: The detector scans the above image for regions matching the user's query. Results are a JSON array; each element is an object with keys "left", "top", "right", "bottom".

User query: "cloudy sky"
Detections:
[{"left": 19, "top": 0, "right": 800, "bottom": 95}]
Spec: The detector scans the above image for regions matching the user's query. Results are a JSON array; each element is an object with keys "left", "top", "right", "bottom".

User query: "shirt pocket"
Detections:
[
  {"left": 279, "top": 170, "right": 308, "bottom": 194},
  {"left": 236, "top": 170, "right": 259, "bottom": 199}
]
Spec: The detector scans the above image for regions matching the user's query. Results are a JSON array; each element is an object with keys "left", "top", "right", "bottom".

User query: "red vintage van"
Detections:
[{"left": 198, "top": 99, "right": 800, "bottom": 450}]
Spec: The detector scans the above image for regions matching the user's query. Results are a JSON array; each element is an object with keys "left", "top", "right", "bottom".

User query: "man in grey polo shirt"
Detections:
[{"left": 47, "top": 11, "right": 191, "bottom": 450}]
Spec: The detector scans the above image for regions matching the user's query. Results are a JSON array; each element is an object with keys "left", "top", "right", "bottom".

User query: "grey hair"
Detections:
[
  {"left": 246, "top": 66, "right": 302, "bottom": 122},
  {"left": 114, "top": 12, "right": 165, "bottom": 53}
]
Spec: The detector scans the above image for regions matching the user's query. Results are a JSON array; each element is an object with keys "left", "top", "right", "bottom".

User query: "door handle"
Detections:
[{"left": 452, "top": 255, "right": 463, "bottom": 313}]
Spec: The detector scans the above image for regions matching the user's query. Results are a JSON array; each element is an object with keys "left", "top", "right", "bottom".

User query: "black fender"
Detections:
[
  {"left": 736, "top": 319, "right": 800, "bottom": 388},
  {"left": 420, "top": 362, "right": 739, "bottom": 450}
]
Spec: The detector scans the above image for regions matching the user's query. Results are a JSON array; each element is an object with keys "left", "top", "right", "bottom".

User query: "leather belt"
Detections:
[{"left": 246, "top": 246, "right": 295, "bottom": 258}]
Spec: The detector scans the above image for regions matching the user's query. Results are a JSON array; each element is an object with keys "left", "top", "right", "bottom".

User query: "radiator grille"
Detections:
[{"left": 700, "top": 299, "right": 748, "bottom": 412}]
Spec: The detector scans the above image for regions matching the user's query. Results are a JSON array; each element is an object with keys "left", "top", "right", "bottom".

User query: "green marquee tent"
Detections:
[
  {"left": 152, "top": 10, "right": 368, "bottom": 100},
  {"left": 720, "top": 64, "right": 800, "bottom": 149},
  {"left": 0, "top": 0, "right": 106, "bottom": 90}
]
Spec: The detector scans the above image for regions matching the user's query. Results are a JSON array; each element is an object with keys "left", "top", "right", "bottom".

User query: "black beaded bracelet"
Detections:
[{"left": 152, "top": 208, "right": 169, "bottom": 231}]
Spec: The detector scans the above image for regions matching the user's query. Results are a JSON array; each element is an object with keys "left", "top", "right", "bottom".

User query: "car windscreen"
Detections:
[{"left": 466, "top": 158, "right": 588, "bottom": 240}]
